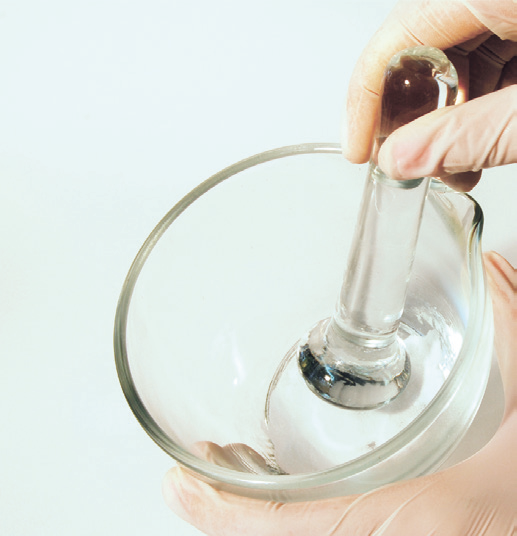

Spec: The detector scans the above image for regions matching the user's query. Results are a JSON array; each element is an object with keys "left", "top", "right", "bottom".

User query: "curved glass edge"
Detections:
[
  {"left": 113, "top": 143, "right": 493, "bottom": 494},
  {"left": 389, "top": 196, "right": 493, "bottom": 478}
]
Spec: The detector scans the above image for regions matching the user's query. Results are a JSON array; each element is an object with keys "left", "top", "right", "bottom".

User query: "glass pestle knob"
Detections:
[{"left": 298, "top": 47, "right": 458, "bottom": 409}]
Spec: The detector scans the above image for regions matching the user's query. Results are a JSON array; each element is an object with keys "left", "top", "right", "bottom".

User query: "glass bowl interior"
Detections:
[{"left": 114, "top": 143, "right": 493, "bottom": 501}]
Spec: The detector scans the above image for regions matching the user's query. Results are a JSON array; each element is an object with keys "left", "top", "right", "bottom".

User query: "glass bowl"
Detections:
[{"left": 114, "top": 143, "right": 493, "bottom": 502}]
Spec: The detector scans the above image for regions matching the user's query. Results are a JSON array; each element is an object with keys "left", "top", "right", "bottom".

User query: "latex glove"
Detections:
[
  {"left": 344, "top": 0, "right": 517, "bottom": 191},
  {"left": 163, "top": 251, "right": 517, "bottom": 536}
]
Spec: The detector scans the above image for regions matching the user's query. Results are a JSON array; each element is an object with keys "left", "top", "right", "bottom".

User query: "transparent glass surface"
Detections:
[{"left": 114, "top": 143, "right": 493, "bottom": 502}]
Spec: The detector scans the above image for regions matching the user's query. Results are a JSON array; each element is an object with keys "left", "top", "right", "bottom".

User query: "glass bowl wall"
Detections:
[{"left": 114, "top": 143, "right": 493, "bottom": 502}]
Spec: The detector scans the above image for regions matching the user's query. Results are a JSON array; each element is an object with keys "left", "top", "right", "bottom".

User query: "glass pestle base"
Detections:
[
  {"left": 264, "top": 306, "right": 462, "bottom": 475},
  {"left": 298, "top": 318, "right": 411, "bottom": 410}
]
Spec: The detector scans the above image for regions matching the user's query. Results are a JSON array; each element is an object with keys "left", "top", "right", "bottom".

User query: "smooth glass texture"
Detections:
[
  {"left": 114, "top": 144, "right": 493, "bottom": 502},
  {"left": 298, "top": 47, "right": 459, "bottom": 409}
]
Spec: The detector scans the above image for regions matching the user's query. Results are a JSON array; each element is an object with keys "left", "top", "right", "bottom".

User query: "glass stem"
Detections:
[{"left": 332, "top": 164, "right": 430, "bottom": 353}]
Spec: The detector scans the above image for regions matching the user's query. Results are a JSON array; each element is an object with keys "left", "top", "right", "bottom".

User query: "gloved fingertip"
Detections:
[
  {"left": 483, "top": 252, "right": 498, "bottom": 286},
  {"left": 482, "top": 250, "right": 499, "bottom": 266},
  {"left": 162, "top": 467, "right": 193, "bottom": 524},
  {"left": 377, "top": 142, "right": 397, "bottom": 177},
  {"left": 343, "top": 104, "right": 376, "bottom": 164},
  {"left": 377, "top": 134, "right": 427, "bottom": 180},
  {"left": 343, "top": 136, "right": 371, "bottom": 164},
  {"left": 484, "top": 250, "right": 515, "bottom": 277}
]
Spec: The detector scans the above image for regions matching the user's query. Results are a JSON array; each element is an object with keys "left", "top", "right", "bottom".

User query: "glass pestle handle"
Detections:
[{"left": 299, "top": 47, "right": 458, "bottom": 409}]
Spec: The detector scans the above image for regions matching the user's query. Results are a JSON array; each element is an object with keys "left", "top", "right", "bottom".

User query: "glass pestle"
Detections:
[{"left": 298, "top": 47, "right": 458, "bottom": 409}]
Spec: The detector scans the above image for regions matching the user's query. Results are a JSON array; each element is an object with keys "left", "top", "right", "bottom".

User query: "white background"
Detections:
[{"left": 1, "top": 1, "right": 515, "bottom": 535}]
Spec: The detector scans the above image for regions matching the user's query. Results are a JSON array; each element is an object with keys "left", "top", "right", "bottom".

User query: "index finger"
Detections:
[{"left": 344, "top": 0, "right": 488, "bottom": 163}]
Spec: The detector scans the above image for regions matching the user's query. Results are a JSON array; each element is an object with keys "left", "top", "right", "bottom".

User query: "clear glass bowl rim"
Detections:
[{"left": 113, "top": 142, "right": 488, "bottom": 492}]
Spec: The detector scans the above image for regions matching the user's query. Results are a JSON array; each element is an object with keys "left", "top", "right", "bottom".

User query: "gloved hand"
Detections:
[
  {"left": 344, "top": 0, "right": 517, "bottom": 191},
  {"left": 163, "top": 2, "right": 517, "bottom": 533},
  {"left": 162, "top": 252, "right": 517, "bottom": 536}
]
